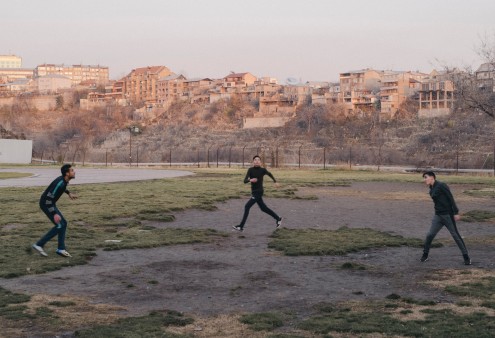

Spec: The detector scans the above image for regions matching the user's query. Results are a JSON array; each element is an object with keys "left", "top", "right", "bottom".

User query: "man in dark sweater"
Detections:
[
  {"left": 421, "top": 171, "right": 471, "bottom": 265},
  {"left": 233, "top": 155, "right": 282, "bottom": 232},
  {"left": 32, "top": 164, "right": 77, "bottom": 257}
]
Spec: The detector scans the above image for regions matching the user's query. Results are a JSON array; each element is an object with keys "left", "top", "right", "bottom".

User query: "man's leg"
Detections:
[
  {"left": 441, "top": 214, "right": 469, "bottom": 256},
  {"left": 422, "top": 215, "right": 444, "bottom": 259},
  {"left": 56, "top": 213, "right": 68, "bottom": 251},
  {"left": 238, "top": 196, "right": 257, "bottom": 227},
  {"left": 36, "top": 207, "right": 61, "bottom": 248},
  {"left": 256, "top": 196, "right": 280, "bottom": 221}
]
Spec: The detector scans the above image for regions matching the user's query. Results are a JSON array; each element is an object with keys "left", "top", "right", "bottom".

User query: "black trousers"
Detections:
[{"left": 239, "top": 192, "right": 280, "bottom": 227}]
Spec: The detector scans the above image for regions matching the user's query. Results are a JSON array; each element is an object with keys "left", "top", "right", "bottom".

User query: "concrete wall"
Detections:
[
  {"left": 418, "top": 108, "right": 451, "bottom": 118},
  {"left": 243, "top": 117, "right": 290, "bottom": 129},
  {"left": 0, "top": 139, "right": 33, "bottom": 164}
]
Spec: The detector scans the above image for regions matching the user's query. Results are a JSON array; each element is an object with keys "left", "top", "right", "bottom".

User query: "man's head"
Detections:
[
  {"left": 252, "top": 155, "right": 261, "bottom": 167},
  {"left": 61, "top": 164, "right": 75, "bottom": 180},
  {"left": 422, "top": 171, "right": 436, "bottom": 186}
]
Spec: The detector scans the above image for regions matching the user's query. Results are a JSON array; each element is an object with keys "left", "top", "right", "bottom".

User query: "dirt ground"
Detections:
[{"left": 2, "top": 181, "right": 495, "bottom": 332}]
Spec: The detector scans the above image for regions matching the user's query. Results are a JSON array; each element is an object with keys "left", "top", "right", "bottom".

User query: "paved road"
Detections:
[{"left": 0, "top": 167, "right": 193, "bottom": 187}]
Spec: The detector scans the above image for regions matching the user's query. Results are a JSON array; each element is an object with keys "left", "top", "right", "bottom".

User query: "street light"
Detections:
[{"left": 128, "top": 125, "right": 140, "bottom": 167}]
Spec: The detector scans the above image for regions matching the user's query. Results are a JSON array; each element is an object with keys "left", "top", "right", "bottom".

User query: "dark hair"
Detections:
[
  {"left": 253, "top": 155, "right": 261, "bottom": 160},
  {"left": 422, "top": 171, "right": 436, "bottom": 179},
  {"left": 61, "top": 164, "right": 72, "bottom": 177}
]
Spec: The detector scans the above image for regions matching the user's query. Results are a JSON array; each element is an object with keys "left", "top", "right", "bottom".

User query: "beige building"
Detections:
[
  {"left": 123, "top": 66, "right": 172, "bottom": 105},
  {"left": 418, "top": 70, "right": 455, "bottom": 118},
  {"left": 339, "top": 69, "right": 382, "bottom": 114},
  {"left": 157, "top": 74, "right": 187, "bottom": 104},
  {"left": 36, "top": 74, "right": 72, "bottom": 93},
  {"left": 35, "top": 64, "right": 109, "bottom": 86},
  {"left": 222, "top": 72, "right": 257, "bottom": 92},
  {"left": 0, "top": 55, "right": 22, "bottom": 68},
  {"left": 380, "top": 71, "right": 426, "bottom": 118},
  {"left": 0, "top": 68, "right": 34, "bottom": 84}
]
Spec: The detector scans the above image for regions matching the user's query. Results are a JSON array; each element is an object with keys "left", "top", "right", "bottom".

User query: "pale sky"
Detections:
[{"left": 2, "top": 0, "right": 494, "bottom": 82}]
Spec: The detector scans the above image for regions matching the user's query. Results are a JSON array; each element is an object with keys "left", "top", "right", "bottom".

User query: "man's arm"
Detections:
[
  {"left": 442, "top": 183, "right": 459, "bottom": 215},
  {"left": 244, "top": 168, "right": 252, "bottom": 184}
]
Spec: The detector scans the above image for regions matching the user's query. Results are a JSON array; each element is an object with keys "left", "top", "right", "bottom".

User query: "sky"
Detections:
[{"left": 2, "top": 0, "right": 494, "bottom": 83}]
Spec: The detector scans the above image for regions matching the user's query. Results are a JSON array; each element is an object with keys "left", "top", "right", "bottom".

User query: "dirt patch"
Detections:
[{"left": 1, "top": 181, "right": 495, "bottom": 333}]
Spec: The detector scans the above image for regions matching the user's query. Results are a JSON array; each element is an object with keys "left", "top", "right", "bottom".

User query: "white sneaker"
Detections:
[
  {"left": 32, "top": 244, "right": 48, "bottom": 257},
  {"left": 56, "top": 249, "right": 72, "bottom": 257}
]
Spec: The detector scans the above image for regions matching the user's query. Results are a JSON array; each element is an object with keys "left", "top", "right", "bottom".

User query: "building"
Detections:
[
  {"left": 35, "top": 64, "right": 109, "bottom": 86},
  {"left": 157, "top": 74, "right": 187, "bottom": 104},
  {"left": 0, "top": 55, "right": 22, "bottom": 68},
  {"left": 0, "top": 68, "right": 34, "bottom": 84},
  {"left": 380, "top": 71, "right": 426, "bottom": 118},
  {"left": 475, "top": 62, "right": 495, "bottom": 92},
  {"left": 418, "top": 70, "right": 455, "bottom": 118},
  {"left": 222, "top": 72, "right": 257, "bottom": 92},
  {"left": 36, "top": 74, "right": 72, "bottom": 93},
  {"left": 339, "top": 69, "right": 383, "bottom": 114},
  {"left": 123, "top": 66, "right": 172, "bottom": 105}
]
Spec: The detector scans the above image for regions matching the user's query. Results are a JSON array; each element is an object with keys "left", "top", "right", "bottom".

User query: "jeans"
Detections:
[{"left": 423, "top": 214, "right": 469, "bottom": 256}]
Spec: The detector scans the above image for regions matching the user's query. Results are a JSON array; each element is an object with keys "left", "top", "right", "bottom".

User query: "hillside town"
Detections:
[{"left": 1, "top": 54, "right": 494, "bottom": 129}]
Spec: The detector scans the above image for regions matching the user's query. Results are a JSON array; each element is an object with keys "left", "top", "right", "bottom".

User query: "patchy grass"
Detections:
[
  {"left": 239, "top": 312, "right": 286, "bottom": 331},
  {"left": 74, "top": 310, "right": 193, "bottom": 337},
  {"left": 298, "top": 299, "right": 495, "bottom": 337},
  {"left": 464, "top": 187, "right": 495, "bottom": 198},
  {"left": 0, "top": 172, "right": 32, "bottom": 180},
  {"left": 462, "top": 209, "right": 495, "bottom": 222},
  {"left": 268, "top": 227, "right": 432, "bottom": 256}
]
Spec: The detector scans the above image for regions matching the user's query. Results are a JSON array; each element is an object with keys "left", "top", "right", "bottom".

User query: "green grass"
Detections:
[
  {"left": 298, "top": 300, "right": 495, "bottom": 337},
  {"left": 462, "top": 209, "right": 495, "bottom": 222},
  {"left": 239, "top": 312, "right": 286, "bottom": 331},
  {"left": 74, "top": 310, "right": 193, "bottom": 338},
  {"left": 268, "top": 226, "right": 432, "bottom": 256},
  {"left": 0, "top": 172, "right": 32, "bottom": 179},
  {"left": 444, "top": 276, "right": 495, "bottom": 299}
]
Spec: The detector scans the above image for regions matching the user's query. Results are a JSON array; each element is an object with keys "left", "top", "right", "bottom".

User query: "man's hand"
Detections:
[
  {"left": 54, "top": 214, "right": 62, "bottom": 224},
  {"left": 250, "top": 178, "right": 258, "bottom": 183},
  {"left": 274, "top": 182, "right": 280, "bottom": 188},
  {"left": 68, "top": 192, "right": 78, "bottom": 200},
  {"left": 454, "top": 214, "right": 461, "bottom": 221}
]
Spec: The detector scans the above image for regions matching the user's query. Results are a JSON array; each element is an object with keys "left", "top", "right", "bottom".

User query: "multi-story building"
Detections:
[
  {"left": 0, "top": 68, "right": 34, "bottom": 84},
  {"left": 475, "top": 62, "right": 495, "bottom": 92},
  {"left": 34, "top": 64, "right": 109, "bottom": 86},
  {"left": 339, "top": 69, "right": 383, "bottom": 114},
  {"left": 221, "top": 72, "right": 257, "bottom": 92},
  {"left": 418, "top": 70, "right": 455, "bottom": 118},
  {"left": 123, "top": 66, "right": 172, "bottom": 105},
  {"left": 157, "top": 74, "right": 187, "bottom": 104},
  {"left": 380, "top": 71, "right": 426, "bottom": 118},
  {"left": 36, "top": 74, "right": 72, "bottom": 93},
  {"left": 0, "top": 55, "right": 22, "bottom": 68}
]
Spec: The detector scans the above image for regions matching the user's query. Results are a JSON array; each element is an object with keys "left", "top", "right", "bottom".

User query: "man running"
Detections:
[
  {"left": 233, "top": 155, "right": 282, "bottom": 232},
  {"left": 420, "top": 171, "right": 471, "bottom": 265},
  {"left": 32, "top": 164, "right": 77, "bottom": 257}
]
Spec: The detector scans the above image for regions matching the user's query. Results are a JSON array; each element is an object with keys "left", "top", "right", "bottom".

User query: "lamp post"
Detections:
[{"left": 128, "top": 125, "right": 140, "bottom": 167}]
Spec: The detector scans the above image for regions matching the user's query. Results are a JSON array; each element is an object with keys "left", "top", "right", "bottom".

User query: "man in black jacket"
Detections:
[
  {"left": 32, "top": 164, "right": 77, "bottom": 257},
  {"left": 233, "top": 155, "right": 282, "bottom": 232},
  {"left": 421, "top": 171, "right": 471, "bottom": 265}
]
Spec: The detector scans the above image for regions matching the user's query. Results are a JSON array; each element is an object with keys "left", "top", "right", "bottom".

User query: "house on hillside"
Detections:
[
  {"left": 123, "top": 66, "right": 173, "bottom": 106},
  {"left": 380, "top": 71, "right": 426, "bottom": 119},
  {"left": 339, "top": 69, "right": 382, "bottom": 114},
  {"left": 418, "top": 70, "right": 455, "bottom": 118}
]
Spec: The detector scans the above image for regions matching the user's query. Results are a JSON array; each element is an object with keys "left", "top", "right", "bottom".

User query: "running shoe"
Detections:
[
  {"left": 463, "top": 254, "right": 471, "bottom": 265},
  {"left": 276, "top": 217, "right": 283, "bottom": 228},
  {"left": 420, "top": 253, "right": 428, "bottom": 262},
  {"left": 56, "top": 249, "right": 72, "bottom": 257},
  {"left": 232, "top": 225, "right": 243, "bottom": 232},
  {"left": 32, "top": 244, "right": 48, "bottom": 257}
]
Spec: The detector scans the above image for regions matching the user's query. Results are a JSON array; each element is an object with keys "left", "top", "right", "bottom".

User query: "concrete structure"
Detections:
[
  {"left": 418, "top": 70, "right": 455, "bottom": 118},
  {"left": 157, "top": 74, "right": 187, "bottom": 104},
  {"left": 35, "top": 64, "right": 109, "bottom": 86},
  {"left": 243, "top": 116, "right": 290, "bottom": 129},
  {"left": 36, "top": 74, "right": 72, "bottom": 93},
  {"left": 0, "top": 79, "right": 34, "bottom": 92},
  {"left": 380, "top": 71, "right": 426, "bottom": 119},
  {"left": 0, "top": 68, "right": 34, "bottom": 84},
  {"left": 222, "top": 72, "right": 257, "bottom": 91},
  {"left": 0, "top": 139, "right": 32, "bottom": 164},
  {"left": 123, "top": 66, "right": 172, "bottom": 105},
  {"left": 476, "top": 62, "right": 495, "bottom": 92},
  {"left": 0, "top": 55, "right": 22, "bottom": 68},
  {"left": 339, "top": 69, "right": 383, "bottom": 114}
]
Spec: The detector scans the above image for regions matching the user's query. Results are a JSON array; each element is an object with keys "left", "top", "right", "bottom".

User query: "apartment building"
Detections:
[
  {"left": 0, "top": 55, "right": 22, "bottom": 68},
  {"left": 418, "top": 70, "right": 455, "bottom": 118},
  {"left": 380, "top": 71, "right": 426, "bottom": 118},
  {"left": 35, "top": 64, "right": 109, "bottom": 86},
  {"left": 0, "top": 68, "right": 34, "bottom": 84},
  {"left": 123, "top": 66, "right": 172, "bottom": 105},
  {"left": 339, "top": 69, "right": 382, "bottom": 114},
  {"left": 222, "top": 72, "right": 257, "bottom": 92},
  {"left": 475, "top": 62, "right": 495, "bottom": 92},
  {"left": 157, "top": 74, "right": 187, "bottom": 104}
]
